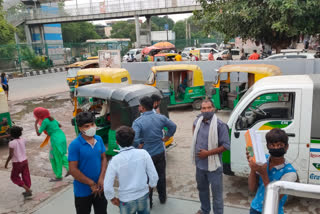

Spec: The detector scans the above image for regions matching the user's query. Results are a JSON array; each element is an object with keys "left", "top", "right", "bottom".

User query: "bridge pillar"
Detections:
[
  {"left": 24, "top": 24, "right": 33, "bottom": 45},
  {"left": 146, "top": 15, "right": 152, "bottom": 46},
  {"left": 135, "top": 15, "right": 141, "bottom": 48}
]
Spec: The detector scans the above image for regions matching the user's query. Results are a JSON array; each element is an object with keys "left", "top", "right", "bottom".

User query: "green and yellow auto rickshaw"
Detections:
[
  {"left": 211, "top": 64, "right": 282, "bottom": 110},
  {"left": 146, "top": 64, "right": 206, "bottom": 109},
  {"left": 0, "top": 87, "right": 12, "bottom": 143},
  {"left": 73, "top": 83, "right": 173, "bottom": 156},
  {"left": 66, "top": 59, "right": 99, "bottom": 98}
]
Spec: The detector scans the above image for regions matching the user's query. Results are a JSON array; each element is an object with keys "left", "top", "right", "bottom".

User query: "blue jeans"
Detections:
[
  {"left": 196, "top": 167, "right": 223, "bottom": 214},
  {"left": 120, "top": 193, "right": 150, "bottom": 214},
  {"left": 250, "top": 207, "right": 261, "bottom": 214}
]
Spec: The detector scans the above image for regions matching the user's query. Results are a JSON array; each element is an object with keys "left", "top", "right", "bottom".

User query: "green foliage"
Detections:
[
  {"left": 0, "top": 16, "right": 15, "bottom": 45},
  {"left": 110, "top": 21, "right": 136, "bottom": 42},
  {"left": 61, "top": 22, "right": 101, "bottom": 43},
  {"left": 195, "top": 0, "right": 320, "bottom": 51},
  {"left": 20, "top": 47, "right": 50, "bottom": 70},
  {"left": 151, "top": 16, "right": 174, "bottom": 30},
  {"left": 173, "top": 21, "right": 186, "bottom": 39}
]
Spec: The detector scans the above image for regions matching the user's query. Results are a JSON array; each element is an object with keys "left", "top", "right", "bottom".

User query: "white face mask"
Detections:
[{"left": 82, "top": 127, "right": 96, "bottom": 137}]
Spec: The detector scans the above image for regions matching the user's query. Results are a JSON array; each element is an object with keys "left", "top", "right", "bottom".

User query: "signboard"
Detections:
[
  {"left": 164, "top": 24, "right": 169, "bottom": 31},
  {"left": 98, "top": 50, "right": 121, "bottom": 68}
]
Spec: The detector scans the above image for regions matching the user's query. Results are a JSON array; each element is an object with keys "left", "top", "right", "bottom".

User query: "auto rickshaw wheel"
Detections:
[{"left": 192, "top": 99, "right": 202, "bottom": 110}]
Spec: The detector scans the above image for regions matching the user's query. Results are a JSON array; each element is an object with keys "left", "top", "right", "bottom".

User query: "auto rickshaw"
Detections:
[
  {"left": 211, "top": 64, "right": 282, "bottom": 110},
  {"left": 146, "top": 64, "right": 206, "bottom": 109},
  {"left": 73, "top": 83, "right": 173, "bottom": 156},
  {"left": 70, "top": 68, "right": 132, "bottom": 101},
  {"left": 0, "top": 87, "right": 12, "bottom": 143},
  {"left": 154, "top": 53, "right": 178, "bottom": 62},
  {"left": 66, "top": 59, "right": 99, "bottom": 98}
]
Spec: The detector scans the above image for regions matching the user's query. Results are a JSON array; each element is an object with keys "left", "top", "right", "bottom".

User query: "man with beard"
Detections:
[
  {"left": 247, "top": 128, "right": 297, "bottom": 214},
  {"left": 132, "top": 96, "right": 177, "bottom": 208},
  {"left": 192, "top": 99, "right": 230, "bottom": 214}
]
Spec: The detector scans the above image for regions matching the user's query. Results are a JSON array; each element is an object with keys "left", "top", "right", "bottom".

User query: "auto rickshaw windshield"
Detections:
[{"left": 67, "top": 67, "right": 81, "bottom": 78}]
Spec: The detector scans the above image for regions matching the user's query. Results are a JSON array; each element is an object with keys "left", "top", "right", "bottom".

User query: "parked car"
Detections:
[
  {"left": 201, "top": 43, "right": 218, "bottom": 49},
  {"left": 183, "top": 47, "right": 196, "bottom": 52},
  {"left": 196, "top": 48, "right": 219, "bottom": 60},
  {"left": 122, "top": 48, "right": 142, "bottom": 62},
  {"left": 214, "top": 49, "right": 241, "bottom": 60},
  {"left": 265, "top": 52, "right": 315, "bottom": 60}
]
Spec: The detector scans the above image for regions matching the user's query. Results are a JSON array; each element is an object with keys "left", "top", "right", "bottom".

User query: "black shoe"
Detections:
[
  {"left": 49, "top": 178, "right": 63, "bottom": 182},
  {"left": 23, "top": 191, "right": 32, "bottom": 198}
]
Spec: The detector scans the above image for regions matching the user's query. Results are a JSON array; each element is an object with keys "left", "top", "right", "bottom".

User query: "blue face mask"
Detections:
[{"left": 202, "top": 112, "right": 214, "bottom": 120}]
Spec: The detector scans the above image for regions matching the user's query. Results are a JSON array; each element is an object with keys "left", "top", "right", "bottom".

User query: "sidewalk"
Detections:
[{"left": 31, "top": 186, "right": 249, "bottom": 214}]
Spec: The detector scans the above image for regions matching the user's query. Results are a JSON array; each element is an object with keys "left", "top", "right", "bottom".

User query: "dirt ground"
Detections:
[{"left": 0, "top": 92, "right": 319, "bottom": 214}]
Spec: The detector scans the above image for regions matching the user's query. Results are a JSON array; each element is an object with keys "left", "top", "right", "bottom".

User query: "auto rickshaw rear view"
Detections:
[
  {"left": 211, "top": 64, "right": 282, "bottom": 110},
  {"left": 66, "top": 59, "right": 99, "bottom": 98},
  {"left": 146, "top": 64, "right": 206, "bottom": 109},
  {"left": 73, "top": 83, "right": 172, "bottom": 156},
  {"left": 0, "top": 87, "right": 12, "bottom": 143}
]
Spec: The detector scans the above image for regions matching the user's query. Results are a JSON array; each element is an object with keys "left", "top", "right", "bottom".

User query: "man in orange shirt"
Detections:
[
  {"left": 208, "top": 49, "right": 214, "bottom": 61},
  {"left": 175, "top": 51, "right": 182, "bottom": 61},
  {"left": 248, "top": 50, "right": 260, "bottom": 60}
]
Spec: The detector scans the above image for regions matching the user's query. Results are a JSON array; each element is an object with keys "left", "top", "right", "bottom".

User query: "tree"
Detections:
[
  {"left": 61, "top": 22, "right": 101, "bottom": 43},
  {"left": 110, "top": 21, "right": 136, "bottom": 42},
  {"left": 151, "top": 16, "right": 174, "bottom": 31},
  {"left": 173, "top": 21, "right": 186, "bottom": 39},
  {"left": 195, "top": 0, "right": 320, "bottom": 52}
]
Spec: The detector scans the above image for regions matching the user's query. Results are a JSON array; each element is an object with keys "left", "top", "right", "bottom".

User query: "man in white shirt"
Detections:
[{"left": 104, "top": 126, "right": 159, "bottom": 214}]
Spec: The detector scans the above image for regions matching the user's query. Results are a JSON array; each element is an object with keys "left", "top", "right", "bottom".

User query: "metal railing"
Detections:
[
  {"left": 263, "top": 181, "right": 320, "bottom": 214},
  {"left": 6, "top": 0, "right": 199, "bottom": 23}
]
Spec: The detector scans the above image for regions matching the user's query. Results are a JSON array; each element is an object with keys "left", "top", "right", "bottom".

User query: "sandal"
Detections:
[{"left": 49, "top": 178, "right": 63, "bottom": 182}]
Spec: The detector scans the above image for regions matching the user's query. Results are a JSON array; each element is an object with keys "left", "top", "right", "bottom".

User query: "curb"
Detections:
[{"left": 6, "top": 67, "right": 66, "bottom": 80}]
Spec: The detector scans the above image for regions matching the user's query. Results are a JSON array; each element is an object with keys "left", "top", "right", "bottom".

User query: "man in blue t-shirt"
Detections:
[
  {"left": 68, "top": 112, "right": 108, "bottom": 214},
  {"left": 247, "top": 128, "right": 297, "bottom": 214}
]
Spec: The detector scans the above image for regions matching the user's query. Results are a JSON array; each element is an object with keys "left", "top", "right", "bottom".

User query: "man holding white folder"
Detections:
[
  {"left": 247, "top": 128, "right": 297, "bottom": 214},
  {"left": 192, "top": 99, "right": 230, "bottom": 214}
]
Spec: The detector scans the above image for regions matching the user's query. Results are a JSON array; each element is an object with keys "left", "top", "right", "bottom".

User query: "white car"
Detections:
[
  {"left": 201, "top": 43, "right": 218, "bottom": 49},
  {"left": 122, "top": 48, "right": 142, "bottom": 62},
  {"left": 213, "top": 49, "right": 241, "bottom": 60},
  {"left": 196, "top": 48, "right": 219, "bottom": 60},
  {"left": 265, "top": 52, "right": 315, "bottom": 60},
  {"left": 183, "top": 47, "right": 196, "bottom": 52}
]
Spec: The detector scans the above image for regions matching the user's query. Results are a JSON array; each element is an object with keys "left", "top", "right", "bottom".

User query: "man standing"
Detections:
[
  {"left": 248, "top": 50, "right": 260, "bottom": 60},
  {"left": 151, "top": 94, "right": 161, "bottom": 113},
  {"left": 208, "top": 50, "right": 214, "bottom": 61},
  {"left": 132, "top": 96, "right": 177, "bottom": 208},
  {"left": 175, "top": 51, "right": 182, "bottom": 61},
  {"left": 104, "top": 126, "right": 158, "bottom": 214},
  {"left": 68, "top": 112, "right": 108, "bottom": 214},
  {"left": 192, "top": 99, "right": 230, "bottom": 214}
]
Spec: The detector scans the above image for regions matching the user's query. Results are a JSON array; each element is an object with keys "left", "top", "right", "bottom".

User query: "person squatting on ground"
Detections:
[
  {"left": 192, "top": 99, "right": 230, "bottom": 214},
  {"left": 5, "top": 126, "right": 32, "bottom": 198},
  {"left": 34, "top": 107, "right": 69, "bottom": 181},
  {"left": 132, "top": 96, "right": 177, "bottom": 208},
  {"left": 104, "top": 126, "right": 158, "bottom": 214},
  {"left": 1, "top": 72, "right": 9, "bottom": 100},
  {"left": 68, "top": 111, "right": 108, "bottom": 214},
  {"left": 247, "top": 128, "right": 297, "bottom": 214}
]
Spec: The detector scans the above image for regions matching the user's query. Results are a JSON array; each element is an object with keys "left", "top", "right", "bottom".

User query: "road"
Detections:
[{"left": 1, "top": 73, "right": 319, "bottom": 214}]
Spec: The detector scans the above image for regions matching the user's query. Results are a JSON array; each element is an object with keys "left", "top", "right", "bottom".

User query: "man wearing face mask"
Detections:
[
  {"left": 247, "top": 128, "right": 297, "bottom": 214},
  {"left": 68, "top": 112, "right": 108, "bottom": 214},
  {"left": 132, "top": 96, "right": 177, "bottom": 208},
  {"left": 192, "top": 99, "right": 230, "bottom": 214}
]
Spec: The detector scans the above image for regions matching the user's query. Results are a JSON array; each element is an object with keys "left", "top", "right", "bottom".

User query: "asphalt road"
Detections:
[{"left": 7, "top": 72, "right": 69, "bottom": 101}]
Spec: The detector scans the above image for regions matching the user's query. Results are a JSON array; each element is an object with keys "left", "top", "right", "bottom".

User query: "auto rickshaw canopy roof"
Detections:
[
  {"left": 75, "top": 83, "right": 162, "bottom": 107},
  {"left": 151, "top": 64, "right": 204, "bottom": 87},
  {"left": 86, "top": 56, "right": 98, "bottom": 60},
  {"left": 218, "top": 64, "right": 281, "bottom": 76},
  {"left": 66, "top": 59, "right": 99, "bottom": 68},
  {"left": 154, "top": 53, "right": 178, "bottom": 57},
  {"left": 77, "top": 68, "right": 132, "bottom": 84}
]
